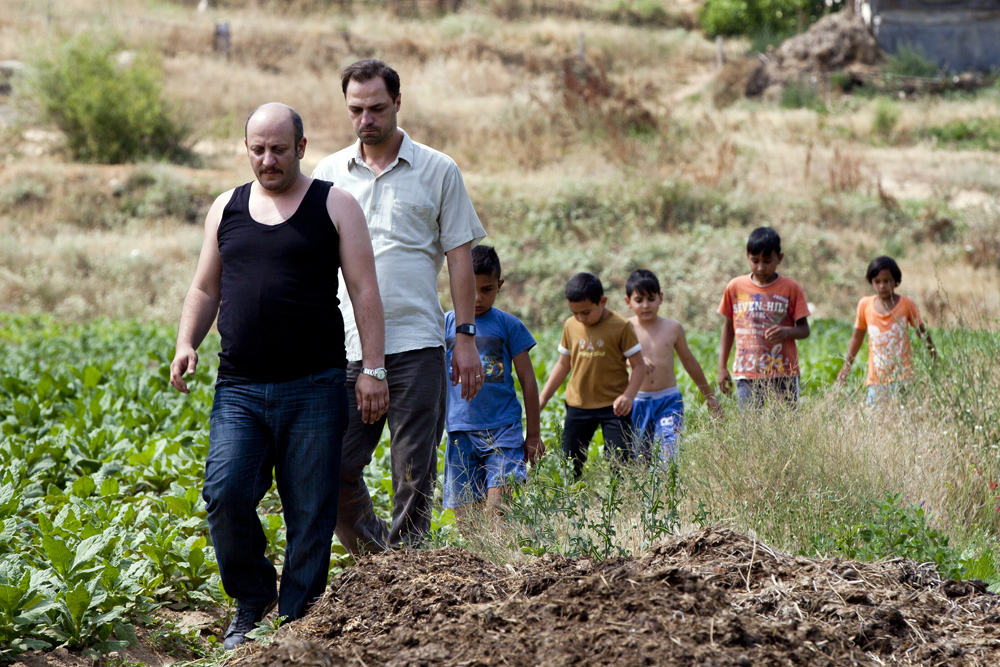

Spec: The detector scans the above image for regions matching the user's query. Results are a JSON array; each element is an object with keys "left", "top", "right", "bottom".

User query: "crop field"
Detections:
[
  {"left": 2, "top": 313, "right": 999, "bottom": 662},
  {"left": 2, "top": 0, "right": 1000, "bottom": 663}
]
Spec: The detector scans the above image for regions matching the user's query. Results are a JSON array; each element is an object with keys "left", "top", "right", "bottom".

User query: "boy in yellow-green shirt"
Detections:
[{"left": 539, "top": 273, "right": 647, "bottom": 477}]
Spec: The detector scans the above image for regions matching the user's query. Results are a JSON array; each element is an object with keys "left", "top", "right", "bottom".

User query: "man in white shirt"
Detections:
[{"left": 313, "top": 59, "right": 486, "bottom": 555}]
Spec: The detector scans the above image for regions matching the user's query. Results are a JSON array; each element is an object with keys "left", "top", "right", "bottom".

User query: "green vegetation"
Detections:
[
  {"left": 872, "top": 98, "right": 900, "bottom": 141},
  {"left": 699, "top": 0, "right": 835, "bottom": 40},
  {"left": 19, "top": 32, "right": 191, "bottom": 164},
  {"left": 2, "top": 308, "right": 1000, "bottom": 659},
  {"left": 919, "top": 117, "right": 1000, "bottom": 152},
  {"left": 780, "top": 79, "right": 826, "bottom": 112},
  {"left": 883, "top": 42, "right": 942, "bottom": 78}
]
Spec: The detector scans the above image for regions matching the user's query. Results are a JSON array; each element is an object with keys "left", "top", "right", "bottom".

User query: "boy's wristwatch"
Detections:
[
  {"left": 361, "top": 367, "right": 387, "bottom": 381},
  {"left": 455, "top": 323, "right": 476, "bottom": 336}
]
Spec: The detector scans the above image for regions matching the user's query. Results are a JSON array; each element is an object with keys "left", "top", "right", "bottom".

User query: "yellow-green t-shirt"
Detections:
[{"left": 558, "top": 310, "right": 642, "bottom": 409}]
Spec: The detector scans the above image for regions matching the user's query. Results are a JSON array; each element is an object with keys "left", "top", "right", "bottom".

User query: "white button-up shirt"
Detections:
[{"left": 313, "top": 130, "right": 487, "bottom": 361}]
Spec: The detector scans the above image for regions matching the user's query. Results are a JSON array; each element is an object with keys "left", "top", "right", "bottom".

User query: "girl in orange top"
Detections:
[{"left": 837, "top": 256, "right": 935, "bottom": 401}]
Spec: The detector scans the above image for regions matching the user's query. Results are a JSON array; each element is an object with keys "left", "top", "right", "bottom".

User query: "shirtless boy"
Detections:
[{"left": 624, "top": 269, "right": 722, "bottom": 462}]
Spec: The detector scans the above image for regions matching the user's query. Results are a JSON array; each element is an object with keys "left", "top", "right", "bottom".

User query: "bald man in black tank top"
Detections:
[{"left": 169, "top": 103, "right": 387, "bottom": 649}]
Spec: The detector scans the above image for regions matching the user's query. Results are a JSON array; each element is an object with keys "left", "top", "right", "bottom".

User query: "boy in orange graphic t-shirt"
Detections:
[
  {"left": 837, "top": 256, "right": 936, "bottom": 402},
  {"left": 718, "top": 227, "right": 811, "bottom": 409}
]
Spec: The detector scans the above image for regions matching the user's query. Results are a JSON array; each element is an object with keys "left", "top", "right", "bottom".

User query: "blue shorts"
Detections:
[
  {"left": 443, "top": 421, "right": 527, "bottom": 509},
  {"left": 631, "top": 386, "right": 684, "bottom": 462}
]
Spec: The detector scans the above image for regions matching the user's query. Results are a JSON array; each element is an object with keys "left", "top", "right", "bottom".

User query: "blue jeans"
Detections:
[
  {"left": 736, "top": 377, "right": 799, "bottom": 410},
  {"left": 204, "top": 367, "right": 348, "bottom": 622}
]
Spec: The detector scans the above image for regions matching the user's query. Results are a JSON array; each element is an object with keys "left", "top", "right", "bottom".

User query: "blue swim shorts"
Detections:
[
  {"left": 631, "top": 386, "right": 684, "bottom": 462},
  {"left": 443, "top": 421, "right": 527, "bottom": 509}
]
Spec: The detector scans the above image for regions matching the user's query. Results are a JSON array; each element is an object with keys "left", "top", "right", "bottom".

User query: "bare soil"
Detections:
[{"left": 231, "top": 527, "right": 1000, "bottom": 666}]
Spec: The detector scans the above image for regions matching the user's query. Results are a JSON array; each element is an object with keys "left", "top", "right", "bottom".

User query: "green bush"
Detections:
[
  {"left": 700, "top": 0, "right": 837, "bottom": 41},
  {"left": 871, "top": 98, "right": 900, "bottom": 140},
  {"left": 21, "top": 33, "right": 192, "bottom": 164},
  {"left": 919, "top": 117, "right": 1000, "bottom": 151},
  {"left": 780, "top": 79, "right": 826, "bottom": 112},
  {"left": 884, "top": 42, "right": 941, "bottom": 78}
]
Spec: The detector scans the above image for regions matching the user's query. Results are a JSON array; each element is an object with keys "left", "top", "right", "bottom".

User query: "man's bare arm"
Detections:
[
  {"left": 445, "top": 242, "right": 483, "bottom": 401},
  {"left": 170, "top": 194, "right": 227, "bottom": 393},
  {"left": 332, "top": 187, "right": 388, "bottom": 424}
]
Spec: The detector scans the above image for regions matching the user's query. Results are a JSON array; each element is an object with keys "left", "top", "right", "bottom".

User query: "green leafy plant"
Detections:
[
  {"left": 871, "top": 98, "right": 900, "bottom": 141},
  {"left": 20, "top": 32, "right": 191, "bottom": 164},
  {"left": 884, "top": 42, "right": 941, "bottom": 78},
  {"left": 700, "top": 0, "right": 837, "bottom": 40}
]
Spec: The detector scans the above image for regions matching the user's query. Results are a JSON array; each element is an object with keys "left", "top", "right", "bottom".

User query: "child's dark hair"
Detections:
[
  {"left": 747, "top": 227, "right": 782, "bottom": 256},
  {"left": 565, "top": 272, "right": 603, "bottom": 303},
  {"left": 471, "top": 244, "right": 501, "bottom": 279},
  {"left": 626, "top": 269, "right": 661, "bottom": 298},
  {"left": 866, "top": 256, "right": 902, "bottom": 285}
]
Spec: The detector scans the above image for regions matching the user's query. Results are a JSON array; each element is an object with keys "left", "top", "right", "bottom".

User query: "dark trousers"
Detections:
[
  {"left": 335, "top": 347, "right": 447, "bottom": 556},
  {"left": 561, "top": 404, "right": 632, "bottom": 477},
  {"left": 736, "top": 376, "right": 799, "bottom": 410},
  {"left": 203, "top": 368, "right": 348, "bottom": 622}
]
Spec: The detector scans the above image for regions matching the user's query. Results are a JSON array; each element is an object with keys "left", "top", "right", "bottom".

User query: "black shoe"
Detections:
[{"left": 223, "top": 595, "right": 278, "bottom": 650}]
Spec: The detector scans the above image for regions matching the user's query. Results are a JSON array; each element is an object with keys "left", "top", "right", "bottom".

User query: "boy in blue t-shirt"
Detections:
[{"left": 444, "top": 245, "right": 542, "bottom": 515}]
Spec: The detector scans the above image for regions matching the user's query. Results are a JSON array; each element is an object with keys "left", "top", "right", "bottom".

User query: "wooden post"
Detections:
[{"left": 214, "top": 21, "right": 231, "bottom": 58}]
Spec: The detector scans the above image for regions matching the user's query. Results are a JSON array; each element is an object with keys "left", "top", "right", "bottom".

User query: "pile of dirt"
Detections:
[
  {"left": 715, "top": 12, "right": 879, "bottom": 103},
  {"left": 235, "top": 527, "right": 1000, "bottom": 666}
]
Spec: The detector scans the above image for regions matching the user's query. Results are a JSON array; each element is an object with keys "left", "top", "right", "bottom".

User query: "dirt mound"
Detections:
[
  {"left": 237, "top": 527, "right": 1000, "bottom": 666},
  {"left": 718, "top": 12, "right": 879, "bottom": 102}
]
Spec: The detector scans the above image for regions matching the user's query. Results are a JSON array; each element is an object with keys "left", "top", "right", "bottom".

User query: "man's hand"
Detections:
[
  {"left": 170, "top": 347, "right": 199, "bottom": 394},
  {"left": 718, "top": 368, "right": 734, "bottom": 396},
  {"left": 356, "top": 374, "right": 389, "bottom": 424},
  {"left": 524, "top": 434, "right": 544, "bottom": 465},
  {"left": 612, "top": 394, "right": 633, "bottom": 417},
  {"left": 452, "top": 336, "right": 484, "bottom": 401},
  {"left": 836, "top": 364, "right": 851, "bottom": 385}
]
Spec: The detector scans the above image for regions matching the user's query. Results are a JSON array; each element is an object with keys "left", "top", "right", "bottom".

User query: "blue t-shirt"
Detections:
[{"left": 444, "top": 307, "right": 536, "bottom": 431}]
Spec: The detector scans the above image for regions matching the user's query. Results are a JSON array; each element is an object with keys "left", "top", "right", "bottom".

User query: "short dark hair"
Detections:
[
  {"left": 866, "top": 256, "right": 902, "bottom": 285},
  {"left": 472, "top": 245, "right": 501, "bottom": 279},
  {"left": 341, "top": 59, "right": 401, "bottom": 100},
  {"left": 626, "top": 269, "right": 661, "bottom": 298},
  {"left": 565, "top": 272, "right": 603, "bottom": 304},
  {"left": 244, "top": 105, "right": 304, "bottom": 145},
  {"left": 747, "top": 227, "right": 782, "bottom": 256}
]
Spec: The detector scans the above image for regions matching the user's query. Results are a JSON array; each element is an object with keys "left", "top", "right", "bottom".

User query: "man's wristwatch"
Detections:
[
  {"left": 455, "top": 323, "right": 476, "bottom": 336},
  {"left": 361, "top": 367, "right": 387, "bottom": 381}
]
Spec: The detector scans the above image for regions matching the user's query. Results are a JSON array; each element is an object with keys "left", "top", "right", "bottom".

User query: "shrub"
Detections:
[
  {"left": 780, "top": 79, "right": 825, "bottom": 112},
  {"left": 919, "top": 117, "right": 1000, "bottom": 152},
  {"left": 700, "top": 0, "right": 838, "bottom": 40},
  {"left": 871, "top": 98, "right": 900, "bottom": 140},
  {"left": 884, "top": 42, "right": 941, "bottom": 78},
  {"left": 21, "top": 33, "right": 192, "bottom": 164}
]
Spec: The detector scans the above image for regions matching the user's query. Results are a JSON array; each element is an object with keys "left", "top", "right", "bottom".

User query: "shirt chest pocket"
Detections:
[{"left": 390, "top": 200, "right": 438, "bottom": 247}]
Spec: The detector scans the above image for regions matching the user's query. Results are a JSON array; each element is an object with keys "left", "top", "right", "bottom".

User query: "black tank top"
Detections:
[{"left": 216, "top": 179, "right": 347, "bottom": 382}]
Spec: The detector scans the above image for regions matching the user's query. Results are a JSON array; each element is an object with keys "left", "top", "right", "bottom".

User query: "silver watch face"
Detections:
[{"left": 364, "top": 367, "right": 387, "bottom": 381}]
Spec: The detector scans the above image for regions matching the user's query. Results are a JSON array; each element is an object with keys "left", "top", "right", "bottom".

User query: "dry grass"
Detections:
[{"left": 2, "top": 1, "right": 999, "bottom": 326}]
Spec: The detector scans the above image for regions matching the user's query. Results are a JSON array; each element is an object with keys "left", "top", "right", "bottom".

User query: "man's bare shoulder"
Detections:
[{"left": 328, "top": 186, "right": 362, "bottom": 208}]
